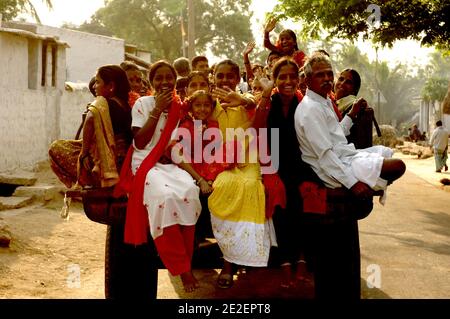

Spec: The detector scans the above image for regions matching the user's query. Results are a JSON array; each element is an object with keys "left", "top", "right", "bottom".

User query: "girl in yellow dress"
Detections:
[{"left": 209, "top": 59, "right": 276, "bottom": 289}]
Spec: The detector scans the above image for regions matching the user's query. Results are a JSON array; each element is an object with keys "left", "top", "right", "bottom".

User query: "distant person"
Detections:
[
  {"left": 175, "top": 76, "right": 189, "bottom": 102},
  {"left": 264, "top": 17, "right": 306, "bottom": 68},
  {"left": 191, "top": 55, "right": 209, "bottom": 74},
  {"left": 410, "top": 124, "right": 422, "bottom": 142},
  {"left": 120, "top": 61, "right": 152, "bottom": 107},
  {"left": 173, "top": 57, "right": 191, "bottom": 78},
  {"left": 430, "top": 120, "right": 449, "bottom": 172},
  {"left": 185, "top": 71, "right": 210, "bottom": 97}
]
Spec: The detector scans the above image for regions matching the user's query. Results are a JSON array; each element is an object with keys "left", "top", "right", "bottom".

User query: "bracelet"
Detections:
[
  {"left": 196, "top": 177, "right": 205, "bottom": 185},
  {"left": 149, "top": 113, "right": 159, "bottom": 120}
]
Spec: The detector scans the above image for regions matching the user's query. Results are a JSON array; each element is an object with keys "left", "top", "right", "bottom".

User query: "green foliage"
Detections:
[
  {"left": 0, "top": 0, "right": 52, "bottom": 23},
  {"left": 421, "top": 78, "right": 448, "bottom": 102},
  {"left": 273, "top": 0, "right": 450, "bottom": 51},
  {"left": 421, "top": 50, "right": 450, "bottom": 102},
  {"left": 74, "top": 0, "right": 253, "bottom": 63}
]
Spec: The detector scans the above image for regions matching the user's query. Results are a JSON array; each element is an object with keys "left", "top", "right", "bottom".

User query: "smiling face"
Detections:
[
  {"left": 275, "top": 64, "right": 299, "bottom": 97},
  {"left": 334, "top": 70, "right": 355, "bottom": 100},
  {"left": 278, "top": 31, "right": 296, "bottom": 55},
  {"left": 191, "top": 94, "right": 213, "bottom": 121},
  {"left": 214, "top": 63, "right": 240, "bottom": 90},
  {"left": 186, "top": 74, "right": 209, "bottom": 97},
  {"left": 307, "top": 61, "right": 334, "bottom": 98},
  {"left": 151, "top": 65, "right": 176, "bottom": 94}
]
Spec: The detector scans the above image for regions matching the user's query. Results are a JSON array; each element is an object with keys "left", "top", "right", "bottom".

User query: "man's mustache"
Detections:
[{"left": 321, "top": 81, "right": 333, "bottom": 87}]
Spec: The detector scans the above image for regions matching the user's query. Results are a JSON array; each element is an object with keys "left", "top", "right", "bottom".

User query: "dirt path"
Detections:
[
  {"left": 0, "top": 164, "right": 106, "bottom": 299},
  {"left": 1, "top": 153, "right": 449, "bottom": 299}
]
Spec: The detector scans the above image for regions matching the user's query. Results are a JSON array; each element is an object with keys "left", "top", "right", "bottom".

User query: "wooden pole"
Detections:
[{"left": 187, "top": 0, "right": 195, "bottom": 59}]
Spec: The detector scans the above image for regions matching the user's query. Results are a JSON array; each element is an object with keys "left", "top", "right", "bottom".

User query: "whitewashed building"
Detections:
[{"left": 0, "top": 20, "right": 149, "bottom": 172}]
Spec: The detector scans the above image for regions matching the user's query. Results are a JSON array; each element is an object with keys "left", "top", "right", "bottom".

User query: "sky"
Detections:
[{"left": 20, "top": 0, "right": 434, "bottom": 69}]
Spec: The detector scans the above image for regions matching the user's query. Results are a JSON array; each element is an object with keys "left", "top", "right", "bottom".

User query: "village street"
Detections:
[{"left": 0, "top": 152, "right": 449, "bottom": 299}]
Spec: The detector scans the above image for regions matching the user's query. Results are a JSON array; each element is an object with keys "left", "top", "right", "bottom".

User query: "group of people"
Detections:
[{"left": 48, "top": 18, "right": 408, "bottom": 298}]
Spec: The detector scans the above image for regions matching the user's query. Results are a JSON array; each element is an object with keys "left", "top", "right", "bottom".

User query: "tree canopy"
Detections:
[
  {"left": 75, "top": 0, "right": 254, "bottom": 63},
  {"left": 0, "top": 0, "right": 52, "bottom": 23},
  {"left": 272, "top": 0, "right": 450, "bottom": 52}
]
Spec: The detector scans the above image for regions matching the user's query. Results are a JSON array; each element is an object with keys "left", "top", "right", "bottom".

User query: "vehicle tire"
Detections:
[{"left": 104, "top": 224, "right": 159, "bottom": 299}]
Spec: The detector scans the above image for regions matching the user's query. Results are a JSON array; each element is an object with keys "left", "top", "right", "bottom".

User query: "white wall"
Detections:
[
  {"left": 0, "top": 31, "right": 93, "bottom": 172},
  {"left": 36, "top": 25, "right": 125, "bottom": 83},
  {"left": 0, "top": 88, "right": 49, "bottom": 171},
  {"left": 59, "top": 90, "right": 94, "bottom": 139},
  {"left": 0, "top": 33, "right": 29, "bottom": 89},
  {"left": 0, "top": 23, "right": 126, "bottom": 172},
  {"left": 0, "top": 87, "right": 93, "bottom": 172}
]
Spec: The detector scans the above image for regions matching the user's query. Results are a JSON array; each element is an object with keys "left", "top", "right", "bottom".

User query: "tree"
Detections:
[
  {"left": 422, "top": 78, "right": 448, "bottom": 102},
  {"left": 272, "top": 0, "right": 450, "bottom": 52},
  {"left": 76, "top": 0, "right": 253, "bottom": 63},
  {"left": 421, "top": 50, "right": 450, "bottom": 102},
  {"left": 0, "top": 0, "right": 52, "bottom": 23}
]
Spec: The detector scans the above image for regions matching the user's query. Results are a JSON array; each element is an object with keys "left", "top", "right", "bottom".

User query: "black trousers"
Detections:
[
  {"left": 272, "top": 182, "right": 313, "bottom": 266},
  {"left": 308, "top": 217, "right": 361, "bottom": 300}
]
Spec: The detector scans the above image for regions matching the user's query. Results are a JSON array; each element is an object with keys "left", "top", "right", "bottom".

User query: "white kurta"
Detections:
[
  {"left": 131, "top": 96, "right": 201, "bottom": 239},
  {"left": 294, "top": 89, "right": 393, "bottom": 190},
  {"left": 430, "top": 126, "right": 449, "bottom": 151}
]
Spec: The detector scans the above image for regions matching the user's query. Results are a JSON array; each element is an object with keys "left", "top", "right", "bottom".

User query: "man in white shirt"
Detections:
[
  {"left": 293, "top": 53, "right": 405, "bottom": 300},
  {"left": 429, "top": 120, "right": 449, "bottom": 172},
  {"left": 294, "top": 54, "right": 405, "bottom": 199}
]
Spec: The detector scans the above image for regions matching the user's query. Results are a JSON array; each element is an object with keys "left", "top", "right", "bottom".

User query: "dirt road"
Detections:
[{"left": 0, "top": 153, "right": 449, "bottom": 299}]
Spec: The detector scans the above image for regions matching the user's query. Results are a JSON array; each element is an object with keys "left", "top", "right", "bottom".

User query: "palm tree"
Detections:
[
  {"left": 24, "top": 0, "right": 53, "bottom": 23},
  {"left": 0, "top": 0, "right": 53, "bottom": 23}
]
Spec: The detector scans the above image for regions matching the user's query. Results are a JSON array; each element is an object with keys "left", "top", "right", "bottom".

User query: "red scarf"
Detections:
[
  {"left": 329, "top": 92, "right": 343, "bottom": 121},
  {"left": 113, "top": 94, "right": 182, "bottom": 245}
]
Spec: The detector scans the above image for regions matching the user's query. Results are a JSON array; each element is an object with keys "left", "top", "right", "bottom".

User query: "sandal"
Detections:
[{"left": 217, "top": 272, "right": 233, "bottom": 289}]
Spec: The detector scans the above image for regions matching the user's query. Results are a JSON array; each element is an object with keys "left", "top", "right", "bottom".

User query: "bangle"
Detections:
[
  {"left": 196, "top": 177, "right": 205, "bottom": 185},
  {"left": 149, "top": 113, "right": 159, "bottom": 120}
]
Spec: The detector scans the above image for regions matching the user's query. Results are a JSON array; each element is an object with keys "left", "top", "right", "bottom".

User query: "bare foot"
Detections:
[
  {"left": 180, "top": 271, "right": 199, "bottom": 293},
  {"left": 280, "top": 263, "right": 294, "bottom": 288}
]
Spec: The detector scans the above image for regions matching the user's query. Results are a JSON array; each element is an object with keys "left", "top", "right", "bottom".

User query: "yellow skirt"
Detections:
[
  {"left": 208, "top": 163, "right": 265, "bottom": 222},
  {"left": 208, "top": 163, "right": 271, "bottom": 266}
]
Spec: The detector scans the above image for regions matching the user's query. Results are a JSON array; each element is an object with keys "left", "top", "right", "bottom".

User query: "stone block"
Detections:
[
  {"left": 0, "top": 196, "right": 34, "bottom": 211},
  {"left": 13, "top": 185, "right": 64, "bottom": 201},
  {"left": 0, "top": 172, "right": 37, "bottom": 186}
]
